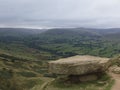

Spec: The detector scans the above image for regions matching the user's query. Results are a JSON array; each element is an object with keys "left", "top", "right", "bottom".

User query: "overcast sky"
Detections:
[{"left": 0, "top": 0, "right": 120, "bottom": 28}]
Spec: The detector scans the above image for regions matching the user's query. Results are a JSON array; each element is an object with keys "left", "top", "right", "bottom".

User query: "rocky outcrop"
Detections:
[{"left": 49, "top": 55, "right": 110, "bottom": 75}]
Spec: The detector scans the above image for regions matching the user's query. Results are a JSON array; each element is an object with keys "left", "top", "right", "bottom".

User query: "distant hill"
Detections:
[
  {"left": 0, "top": 27, "right": 120, "bottom": 59},
  {"left": 0, "top": 28, "right": 46, "bottom": 37},
  {"left": 76, "top": 28, "right": 120, "bottom": 35},
  {"left": 0, "top": 28, "right": 47, "bottom": 44}
]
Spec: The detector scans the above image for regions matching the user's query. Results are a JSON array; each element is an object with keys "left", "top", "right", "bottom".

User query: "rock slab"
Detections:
[{"left": 49, "top": 55, "right": 111, "bottom": 75}]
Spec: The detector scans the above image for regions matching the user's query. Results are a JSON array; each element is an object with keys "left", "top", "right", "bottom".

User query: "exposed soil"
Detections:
[{"left": 109, "top": 72, "right": 120, "bottom": 90}]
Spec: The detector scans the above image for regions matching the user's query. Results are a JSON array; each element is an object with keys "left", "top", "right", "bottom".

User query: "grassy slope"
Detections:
[
  {"left": 0, "top": 54, "right": 115, "bottom": 90},
  {"left": 0, "top": 53, "right": 49, "bottom": 90}
]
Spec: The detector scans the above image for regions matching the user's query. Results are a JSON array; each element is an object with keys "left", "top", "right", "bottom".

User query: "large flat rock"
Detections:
[{"left": 48, "top": 55, "right": 111, "bottom": 75}]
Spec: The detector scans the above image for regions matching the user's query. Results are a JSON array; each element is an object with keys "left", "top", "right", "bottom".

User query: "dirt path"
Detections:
[
  {"left": 109, "top": 73, "right": 120, "bottom": 90},
  {"left": 30, "top": 77, "right": 54, "bottom": 90},
  {"left": 41, "top": 79, "right": 55, "bottom": 90}
]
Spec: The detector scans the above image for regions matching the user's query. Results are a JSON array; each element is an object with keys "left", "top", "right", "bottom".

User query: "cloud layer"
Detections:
[{"left": 0, "top": 0, "right": 120, "bottom": 28}]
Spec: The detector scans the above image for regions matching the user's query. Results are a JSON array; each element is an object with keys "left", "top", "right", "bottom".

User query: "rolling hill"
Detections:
[{"left": 0, "top": 27, "right": 120, "bottom": 59}]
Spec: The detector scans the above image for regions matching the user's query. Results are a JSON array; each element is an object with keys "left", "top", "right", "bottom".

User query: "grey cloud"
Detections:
[{"left": 0, "top": 0, "right": 120, "bottom": 28}]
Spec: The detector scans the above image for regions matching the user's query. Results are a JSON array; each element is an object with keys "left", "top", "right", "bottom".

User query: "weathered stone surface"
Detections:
[
  {"left": 109, "top": 65, "right": 120, "bottom": 74},
  {"left": 49, "top": 55, "right": 110, "bottom": 75}
]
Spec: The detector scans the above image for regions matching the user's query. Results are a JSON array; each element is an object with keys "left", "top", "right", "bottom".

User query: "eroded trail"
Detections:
[
  {"left": 41, "top": 79, "right": 55, "bottom": 90},
  {"left": 109, "top": 73, "right": 120, "bottom": 90},
  {"left": 30, "top": 77, "right": 54, "bottom": 90}
]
